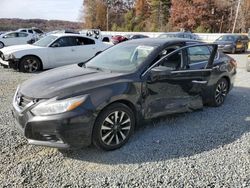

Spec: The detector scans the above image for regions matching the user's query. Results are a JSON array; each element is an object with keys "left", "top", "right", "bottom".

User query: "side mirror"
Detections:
[
  {"left": 51, "top": 43, "right": 60, "bottom": 47},
  {"left": 149, "top": 66, "right": 173, "bottom": 82}
]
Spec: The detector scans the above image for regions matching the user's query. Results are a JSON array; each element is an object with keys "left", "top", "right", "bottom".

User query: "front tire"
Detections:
[
  {"left": 93, "top": 103, "right": 135, "bottom": 151},
  {"left": 208, "top": 78, "right": 229, "bottom": 107},
  {"left": 19, "top": 56, "right": 42, "bottom": 73}
]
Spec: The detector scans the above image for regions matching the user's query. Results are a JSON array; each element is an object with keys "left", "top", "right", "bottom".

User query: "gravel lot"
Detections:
[{"left": 0, "top": 55, "right": 249, "bottom": 187}]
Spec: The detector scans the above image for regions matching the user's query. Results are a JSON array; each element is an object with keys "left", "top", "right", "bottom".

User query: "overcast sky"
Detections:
[{"left": 0, "top": 0, "right": 83, "bottom": 22}]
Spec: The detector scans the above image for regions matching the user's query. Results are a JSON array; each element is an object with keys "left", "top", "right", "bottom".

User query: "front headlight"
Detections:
[
  {"left": 4, "top": 53, "right": 15, "bottom": 60},
  {"left": 31, "top": 96, "right": 87, "bottom": 116}
]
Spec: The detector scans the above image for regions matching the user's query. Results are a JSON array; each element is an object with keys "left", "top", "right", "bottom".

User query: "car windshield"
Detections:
[
  {"left": 33, "top": 35, "right": 58, "bottom": 47},
  {"left": 216, "top": 35, "right": 237, "bottom": 42},
  {"left": 85, "top": 44, "right": 156, "bottom": 72}
]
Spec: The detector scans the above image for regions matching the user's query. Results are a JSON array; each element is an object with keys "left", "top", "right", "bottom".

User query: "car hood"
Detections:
[
  {"left": 19, "top": 64, "right": 127, "bottom": 99},
  {"left": 0, "top": 44, "right": 42, "bottom": 54}
]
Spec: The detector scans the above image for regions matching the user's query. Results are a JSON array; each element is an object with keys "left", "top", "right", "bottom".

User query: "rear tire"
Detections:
[
  {"left": 93, "top": 103, "right": 135, "bottom": 151},
  {"left": 19, "top": 56, "right": 42, "bottom": 73},
  {"left": 0, "top": 42, "right": 4, "bottom": 49},
  {"left": 208, "top": 78, "right": 229, "bottom": 107}
]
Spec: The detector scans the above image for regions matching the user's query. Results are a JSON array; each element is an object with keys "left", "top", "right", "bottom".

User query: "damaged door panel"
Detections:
[{"left": 142, "top": 44, "right": 217, "bottom": 119}]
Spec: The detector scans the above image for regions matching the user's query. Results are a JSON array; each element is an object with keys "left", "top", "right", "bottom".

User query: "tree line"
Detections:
[
  {"left": 82, "top": 0, "right": 250, "bottom": 33},
  {"left": 0, "top": 18, "right": 82, "bottom": 32}
]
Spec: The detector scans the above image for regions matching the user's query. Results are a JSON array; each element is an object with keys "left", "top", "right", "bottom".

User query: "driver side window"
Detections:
[{"left": 157, "top": 46, "right": 182, "bottom": 70}]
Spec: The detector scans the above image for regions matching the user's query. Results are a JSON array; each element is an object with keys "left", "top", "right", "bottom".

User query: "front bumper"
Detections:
[
  {"left": 12, "top": 101, "right": 96, "bottom": 149},
  {"left": 0, "top": 57, "right": 9, "bottom": 67},
  {"left": 0, "top": 58, "right": 19, "bottom": 69}
]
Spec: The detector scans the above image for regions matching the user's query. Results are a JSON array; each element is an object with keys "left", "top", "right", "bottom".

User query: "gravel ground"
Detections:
[{"left": 0, "top": 56, "right": 249, "bottom": 187}]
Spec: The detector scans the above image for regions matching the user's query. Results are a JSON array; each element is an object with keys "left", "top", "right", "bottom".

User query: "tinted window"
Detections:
[
  {"left": 102, "top": 37, "right": 110, "bottom": 42},
  {"left": 188, "top": 46, "right": 211, "bottom": 64},
  {"left": 54, "top": 37, "right": 77, "bottom": 47},
  {"left": 28, "top": 30, "right": 33, "bottom": 34},
  {"left": 34, "top": 29, "right": 43, "bottom": 34},
  {"left": 4, "top": 33, "right": 18, "bottom": 38},
  {"left": 18, "top": 33, "right": 28, "bottom": 37},
  {"left": 76, "top": 37, "right": 95, "bottom": 45},
  {"left": 20, "top": 30, "right": 26, "bottom": 32}
]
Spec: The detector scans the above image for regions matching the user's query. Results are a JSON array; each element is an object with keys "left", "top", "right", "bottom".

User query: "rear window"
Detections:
[{"left": 76, "top": 37, "right": 95, "bottom": 45}]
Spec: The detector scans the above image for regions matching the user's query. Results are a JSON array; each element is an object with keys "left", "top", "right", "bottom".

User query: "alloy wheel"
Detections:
[
  {"left": 100, "top": 110, "right": 131, "bottom": 146},
  {"left": 23, "top": 58, "right": 39, "bottom": 73},
  {"left": 215, "top": 80, "right": 228, "bottom": 105}
]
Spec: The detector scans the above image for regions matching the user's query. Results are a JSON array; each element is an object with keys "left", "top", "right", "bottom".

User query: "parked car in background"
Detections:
[
  {"left": 0, "top": 31, "right": 34, "bottom": 49},
  {"left": 111, "top": 35, "right": 128, "bottom": 44},
  {"left": 0, "top": 33, "right": 112, "bottom": 72},
  {"left": 12, "top": 38, "right": 236, "bottom": 150},
  {"left": 157, "top": 32, "right": 196, "bottom": 40},
  {"left": 81, "top": 29, "right": 112, "bottom": 43},
  {"left": 247, "top": 54, "right": 250, "bottom": 72},
  {"left": 17, "top": 27, "right": 44, "bottom": 35},
  {"left": 17, "top": 27, "right": 44, "bottom": 41},
  {"left": 124, "top": 34, "right": 149, "bottom": 40},
  {"left": 47, "top": 30, "right": 80, "bottom": 35},
  {"left": 215, "top": 34, "right": 249, "bottom": 54}
]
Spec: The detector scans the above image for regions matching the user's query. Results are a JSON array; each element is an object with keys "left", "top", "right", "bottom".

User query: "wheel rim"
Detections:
[
  {"left": 0, "top": 43, "right": 4, "bottom": 48},
  {"left": 100, "top": 110, "right": 131, "bottom": 146},
  {"left": 23, "top": 59, "right": 39, "bottom": 73},
  {"left": 215, "top": 81, "right": 228, "bottom": 105}
]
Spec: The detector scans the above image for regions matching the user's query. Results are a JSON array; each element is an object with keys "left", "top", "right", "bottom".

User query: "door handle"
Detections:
[
  {"left": 192, "top": 80, "right": 208, "bottom": 84},
  {"left": 71, "top": 49, "right": 75, "bottom": 52}
]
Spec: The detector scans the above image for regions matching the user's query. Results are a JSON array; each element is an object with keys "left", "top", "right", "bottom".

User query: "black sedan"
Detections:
[
  {"left": 12, "top": 38, "right": 237, "bottom": 150},
  {"left": 215, "top": 34, "right": 249, "bottom": 54}
]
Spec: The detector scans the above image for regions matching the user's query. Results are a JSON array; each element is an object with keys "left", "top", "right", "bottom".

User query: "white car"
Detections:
[
  {"left": 17, "top": 27, "right": 45, "bottom": 41},
  {"left": 0, "top": 33, "right": 112, "bottom": 72},
  {"left": 0, "top": 31, "right": 34, "bottom": 49}
]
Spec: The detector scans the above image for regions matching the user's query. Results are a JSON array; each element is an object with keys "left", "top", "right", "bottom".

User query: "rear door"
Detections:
[
  {"left": 17, "top": 33, "right": 30, "bottom": 44},
  {"left": 75, "top": 36, "right": 97, "bottom": 62},
  {"left": 143, "top": 43, "right": 217, "bottom": 119}
]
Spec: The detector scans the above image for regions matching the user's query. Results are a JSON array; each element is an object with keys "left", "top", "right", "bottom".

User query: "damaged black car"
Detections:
[{"left": 12, "top": 38, "right": 237, "bottom": 150}]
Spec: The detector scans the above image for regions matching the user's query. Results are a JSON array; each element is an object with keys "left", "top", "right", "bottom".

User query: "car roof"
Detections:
[
  {"left": 123, "top": 38, "right": 199, "bottom": 46},
  {"left": 50, "top": 33, "right": 96, "bottom": 39}
]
